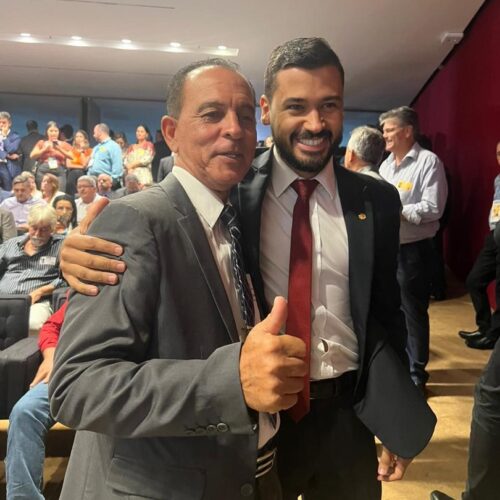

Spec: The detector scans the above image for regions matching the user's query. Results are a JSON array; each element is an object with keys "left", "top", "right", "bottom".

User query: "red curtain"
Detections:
[{"left": 413, "top": 0, "right": 500, "bottom": 281}]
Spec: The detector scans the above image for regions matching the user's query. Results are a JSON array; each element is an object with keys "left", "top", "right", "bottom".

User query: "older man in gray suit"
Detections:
[{"left": 49, "top": 59, "right": 306, "bottom": 499}]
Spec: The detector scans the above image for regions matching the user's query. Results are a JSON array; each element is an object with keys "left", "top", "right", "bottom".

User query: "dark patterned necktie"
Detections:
[{"left": 220, "top": 204, "right": 255, "bottom": 329}]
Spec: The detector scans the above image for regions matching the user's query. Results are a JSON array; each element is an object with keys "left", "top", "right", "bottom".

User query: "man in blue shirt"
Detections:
[
  {"left": 88, "top": 123, "right": 123, "bottom": 189},
  {"left": 379, "top": 106, "right": 448, "bottom": 393}
]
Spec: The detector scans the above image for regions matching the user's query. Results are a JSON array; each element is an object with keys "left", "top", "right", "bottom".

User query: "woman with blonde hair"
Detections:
[{"left": 41, "top": 173, "right": 64, "bottom": 205}]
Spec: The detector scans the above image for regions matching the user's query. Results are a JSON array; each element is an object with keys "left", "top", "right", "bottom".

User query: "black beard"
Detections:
[{"left": 273, "top": 129, "right": 342, "bottom": 174}]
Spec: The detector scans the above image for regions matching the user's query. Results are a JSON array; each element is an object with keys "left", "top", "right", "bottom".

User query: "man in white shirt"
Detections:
[
  {"left": 379, "top": 106, "right": 448, "bottom": 391},
  {"left": 0, "top": 175, "right": 46, "bottom": 232},
  {"left": 75, "top": 175, "right": 102, "bottom": 223}
]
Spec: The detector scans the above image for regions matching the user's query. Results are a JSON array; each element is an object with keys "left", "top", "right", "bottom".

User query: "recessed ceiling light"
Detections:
[
  {"left": 71, "top": 35, "right": 82, "bottom": 41},
  {"left": 121, "top": 39, "right": 132, "bottom": 44},
  {"left": 20, "top": 33, "right": 31, "bottom": 37},
  {"left": 170, "top": 42, "right": 181, "bottom": 48},
  {"left": 217, "top": 45, "right": 227, "bottom": 50}
]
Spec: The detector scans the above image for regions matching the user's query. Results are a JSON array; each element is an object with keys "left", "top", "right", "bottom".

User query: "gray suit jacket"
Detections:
[{"left": 49, "top": 175, "right": 260, "bottom": 499}]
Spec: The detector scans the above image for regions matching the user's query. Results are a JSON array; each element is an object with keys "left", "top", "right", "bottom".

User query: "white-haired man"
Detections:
[
  {"left": 344, "top": 126, "right": 386, "bottom": 180},
  {"left": 75, "top": 175, "right": 102, "bottom": 223},
  {"left": 0, "top": 204, "right": 64, "bottom": 334}
]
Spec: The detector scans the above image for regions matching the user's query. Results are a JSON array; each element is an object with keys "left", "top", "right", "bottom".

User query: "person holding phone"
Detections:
[{"left": 30, "top": 121, "right": 73, "bottom": 192}]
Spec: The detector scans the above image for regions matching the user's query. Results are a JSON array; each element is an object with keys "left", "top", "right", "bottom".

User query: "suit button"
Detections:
[
  {"left": 217, "top": 422, "right": 229, "bottom": 433},
  {"left": 206, "top": 424, "right": 217, "bottom": 434},
  {"left": 195, "top": 427, "right": 205, "bottom": 435},
  {"left": 240, "top": 483, "right": 253, "bottom": 497},
  {"left": 185, "top": 429, "right": 195, "bottom": 436}
]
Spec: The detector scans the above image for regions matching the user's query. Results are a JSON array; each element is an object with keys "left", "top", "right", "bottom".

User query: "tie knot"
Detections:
[
  {"left": 291, "top": 179, "right": 318, "bottom": 201},
  {"left": 220, "top": 204, "right": 238, "bottom": 230}
]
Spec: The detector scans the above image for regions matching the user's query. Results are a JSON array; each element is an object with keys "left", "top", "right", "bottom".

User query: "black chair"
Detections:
[
  {"left": 51, "top": 286, "right": 70, "bottom": 312},
  {"left": 0, "top": 294, "right": 40, "bottom": 419}
]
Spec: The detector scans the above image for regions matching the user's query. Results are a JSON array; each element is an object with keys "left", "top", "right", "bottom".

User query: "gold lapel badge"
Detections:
[{"left": 358, "top": 213, "right": 367, "bottom": 220}]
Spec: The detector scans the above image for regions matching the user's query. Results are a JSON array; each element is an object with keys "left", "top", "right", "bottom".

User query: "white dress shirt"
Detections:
[
  {"left": 379, "top": 143, "right": 448, "bottom": 244},
  {"left": 172, "top": 166, "right": 277, "bottom": 448},
  {"left": 75, "top": 194, "right": 103, "bottom": 223},
  {"left": 260, "top": 149, "right": 359, "bottom": 380}
]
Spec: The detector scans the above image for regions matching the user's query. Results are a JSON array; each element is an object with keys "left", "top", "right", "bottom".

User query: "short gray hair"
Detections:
[
  {"left": 347, "top": 126, "right": 386, "bottom": 167},
  {"left": 95, "top": 123, "right": 110, "bottom": 135},
  {"left": 77, "top": 175, "right": 97, "bottom": 188},
  {"left": 125, "top": 174, "right": 140, "bottom": 183},
  {"left": 379, "top": 106, "right": 419, "bottom": 138},
  {"left": 28, "top": 205, "right": 57, "bottom": 231},
  {"left": 0, "top": 111, "right": 12, "bottom": 122},
  {"left": 12, "top": 175, "right": 30, "bottom": 187}
]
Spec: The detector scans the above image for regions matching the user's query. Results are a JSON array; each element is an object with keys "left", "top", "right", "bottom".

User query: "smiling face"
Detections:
[
  {"left": 382, "top": 118, "right": 413, "bottom": 156},
  {"left": 162, "top": 66, "right": 257, "bottom": 198},
  {"left": 260, "top": 65, "right": 343, "bottom": 178}
]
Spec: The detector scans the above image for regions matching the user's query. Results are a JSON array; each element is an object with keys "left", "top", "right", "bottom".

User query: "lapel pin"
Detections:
[{"left": 358, "top": 213, "right": 367, "bottom": 220}]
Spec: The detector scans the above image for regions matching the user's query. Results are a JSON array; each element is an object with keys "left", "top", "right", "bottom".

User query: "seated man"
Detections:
[
  {"left": 0, "top": 175, "right": 46, "bottom": 232},
  {"left": 97, "top": 173, "right": 114, "bottom": 199},
  {"left": 5, "top": 300, "right": 66, "bottom": 500},
  {"left": 112, "top": 174, "right": 143, "bottom": 199},
  {"left": 0, "top": 205, "right": 64, "bottom": 334},
  {"left": 75, "top": 175, "right": 102, "bottom": 223}
]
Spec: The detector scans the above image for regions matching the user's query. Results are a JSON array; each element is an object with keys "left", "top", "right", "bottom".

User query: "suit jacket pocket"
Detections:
[{"left": 107, "top": 455, "right": 205, "bottom": 500}]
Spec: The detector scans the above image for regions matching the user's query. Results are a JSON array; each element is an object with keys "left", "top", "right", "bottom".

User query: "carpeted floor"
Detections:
[{"left": 0, "top": 276, "right": 493, "bottom": 500}]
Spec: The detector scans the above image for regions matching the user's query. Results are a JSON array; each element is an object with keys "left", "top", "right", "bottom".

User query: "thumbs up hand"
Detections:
[{"left": 239, "top": 297, "right": 307, "bottom": 413}]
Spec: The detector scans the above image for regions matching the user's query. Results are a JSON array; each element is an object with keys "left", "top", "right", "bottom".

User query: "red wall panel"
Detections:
[{"left": 413, "top": 0, "right": 500, "bottom": 281}]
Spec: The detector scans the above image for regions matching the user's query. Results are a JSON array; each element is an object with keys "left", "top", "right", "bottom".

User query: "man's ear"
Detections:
[
  {"left": 404, "top": 126, "right": 414, "bottom": 141},
  {"left": 161, "top": 115, "right": 178, "bottom": 153},
  {"left": 344, "top": 148, "right": 353, "bottom": 169},
  {"left": 260, "top": 95, "right": 271, "bottom": 126}
]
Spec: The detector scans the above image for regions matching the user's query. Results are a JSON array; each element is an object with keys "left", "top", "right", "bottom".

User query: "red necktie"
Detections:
[{"left": 287, "top": 179, "right": 318, "bottom": 422}]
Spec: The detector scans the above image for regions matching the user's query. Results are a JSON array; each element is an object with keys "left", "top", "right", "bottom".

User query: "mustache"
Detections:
[{"left": 294, "top": 130, "right": 333, "bottom": 141}]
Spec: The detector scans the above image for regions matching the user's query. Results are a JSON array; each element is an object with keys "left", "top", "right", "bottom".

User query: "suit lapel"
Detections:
[
  {"left": 335, "top": 165, "right": 374, "bottom": 362},
  {"left": 233, "top": 150, "right": 273, "bottom": 317},
  {"left": 160, "top": 176, "right": 239, "bottom": 343}
]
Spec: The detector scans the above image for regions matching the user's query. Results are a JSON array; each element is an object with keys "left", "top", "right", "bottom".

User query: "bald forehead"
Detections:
[{"left": 182, "top": 66, "right": 255, "bottom": 105}]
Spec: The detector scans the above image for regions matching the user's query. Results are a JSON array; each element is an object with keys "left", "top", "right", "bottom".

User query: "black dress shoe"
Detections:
[
  {"left": 458, "top": 329, "right": 483, "bottom": 340},
  {"left": 466, "top": 336, "right": 498, "bottom": 350},
  {"left": 430, "top": 490, "right": 454, "bottom": 500}
]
